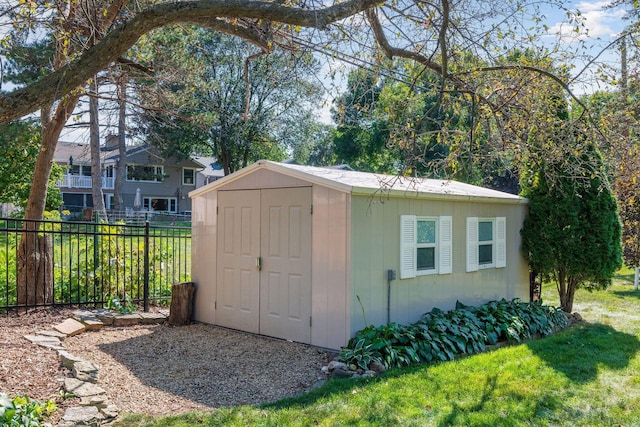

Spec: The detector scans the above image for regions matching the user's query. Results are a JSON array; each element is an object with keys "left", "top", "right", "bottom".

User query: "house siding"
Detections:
[{"left": 349, "top": 194, "right": 529, "bottom": 337}]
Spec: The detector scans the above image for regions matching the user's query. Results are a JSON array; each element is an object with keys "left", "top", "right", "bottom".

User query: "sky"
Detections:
[{"left": 48, "top": 1, "right": 635, "bottom": 138}]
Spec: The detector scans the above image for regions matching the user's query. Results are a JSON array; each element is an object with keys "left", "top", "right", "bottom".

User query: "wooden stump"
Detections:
[{"left": 168, "top": 282, "right": 195, "bottom": 326}]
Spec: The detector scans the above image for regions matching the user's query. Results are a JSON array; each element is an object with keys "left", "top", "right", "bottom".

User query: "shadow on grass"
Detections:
[
  {"left": 611, "top": 289, "right": 640, "bottom": 300},
  {"left": 527, "top": 322, "right": 640, "bottom": 384}
]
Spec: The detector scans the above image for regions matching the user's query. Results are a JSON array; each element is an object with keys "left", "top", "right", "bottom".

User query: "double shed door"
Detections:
[{"left": 216, "top": 187, "right": 312, "bottom": 344}]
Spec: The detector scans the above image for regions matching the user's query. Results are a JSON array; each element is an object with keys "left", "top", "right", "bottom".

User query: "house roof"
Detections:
[
  {"left": 190, "top": 160, "right": 527, "bottom": 204},
  {"left": 54, "top": 141, "right": 200, "bottom": 167},
  {"left": 192, "top": 156, "right": 225, "bottom": 179}
]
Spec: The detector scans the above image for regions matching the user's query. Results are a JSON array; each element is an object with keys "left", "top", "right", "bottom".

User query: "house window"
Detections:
[
  {"left": 400, "top": 215, "right": 452, "bottom": 279},
  {"left": 466, "top": 217, "right": 506, "bottom": 272},
  {"left": 127, "top": 165, "right": 164, "bottom": 182},
  {"left": 68, "top": 165, "right": 91, "bottom": 176},
  {"left": 183, "top": 168, "right": 195, "bottom": 185},
  {"left": 143, "top": 197, "right": 177, "bottom": 213}
]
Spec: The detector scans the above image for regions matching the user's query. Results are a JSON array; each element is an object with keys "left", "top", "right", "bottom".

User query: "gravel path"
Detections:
[{"left": 1, "top": 308, "right": 332, "bottom": 420}]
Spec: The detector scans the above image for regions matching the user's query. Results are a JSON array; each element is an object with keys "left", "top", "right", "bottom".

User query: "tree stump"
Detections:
[{"left": 168, "top": 282, "right": 195, "bottom": 326}]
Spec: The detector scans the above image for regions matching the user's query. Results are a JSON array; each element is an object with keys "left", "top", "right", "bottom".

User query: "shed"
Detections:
[{"left": 190, "top": 160, "right": 529, "bottom": 350}]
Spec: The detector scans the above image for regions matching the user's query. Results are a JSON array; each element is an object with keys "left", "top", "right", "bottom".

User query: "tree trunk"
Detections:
[
  {"left": 19, "top": 96, "right": 80, "bottom": 305},
  {"left": 90, "top": 78, "right": 108, "bottom": 222},
  {"left": 557, "top": 270, "right": 570, "bottom": 312},
  {"left": 113, "top": 77, "right": 128, "bottom": 211},
  {"left": 168, "top": 282, "right": 195, "bottom": 326},
  {"left": 17, "top": 233, "right": 54, "bottom": 306}
]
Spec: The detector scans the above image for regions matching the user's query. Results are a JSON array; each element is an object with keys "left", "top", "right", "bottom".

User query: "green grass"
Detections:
[{"left": 114, "top": 276, "right": 640, "bottom": 427}]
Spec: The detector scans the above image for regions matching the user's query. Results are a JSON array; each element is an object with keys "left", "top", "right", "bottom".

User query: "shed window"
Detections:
[
  {"left": 466, "top": 217, "right": 506, "bottom": 272},
  {"left": 400, "top": 215, "right": 452, "bottom": 279}
]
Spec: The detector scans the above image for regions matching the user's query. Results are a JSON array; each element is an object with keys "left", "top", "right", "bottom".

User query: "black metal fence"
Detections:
[{"left": 0, "top": 218, "right": 191, "bottom": 312}]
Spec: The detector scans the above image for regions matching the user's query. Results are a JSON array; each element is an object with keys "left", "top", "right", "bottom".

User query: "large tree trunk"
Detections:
[
  {"left": 19, "top": 97, "right": 79, "bottom": 305},
  {"left": 90, "top": 78, "right": 108, "bottom": 222},
  {"left": 17, "top": 234, "right": 53, "bottom": 306}
]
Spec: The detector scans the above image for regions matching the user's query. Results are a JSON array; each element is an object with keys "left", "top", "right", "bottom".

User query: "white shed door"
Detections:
[
  {"left": 259, "top": 188, "right": 312, "bottom": 344},
  {"left": 216, "top": 190, "right": 261, "bottom": 334},
  {"left": 216, "top": 188, "right": 312, "bottom": 344}
]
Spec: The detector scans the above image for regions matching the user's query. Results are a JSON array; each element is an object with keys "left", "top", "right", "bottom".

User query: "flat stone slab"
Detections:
[
  {"left": 64, "top": 378, "right": 107, "bottom": 398},
  {"left": 24, "top": 334, "right": 60, "bottom": 345},
  {"left": 58, "top": 350, "right": 86, "bottom": 370},
  {"left": 36, "top": 329, "right": 67, "bottom": 340},
  {"left": 61, "top": 405, "right": 104, "bottom": 426},
  {"left": 79, "top": 394, "right": 108, "bottom": 408},
  {"left": 112, "top": 313, "right": 141, "bottom": 326},
  {"left": 23, "top": 334, "right": 65, "bottom": 350},
  {"left": 72, "top": 310, "right": 104, "bottom": 331},
  {"left": 74, "top": 361, "right": 99, "bottom": 383},
  {"left": 54, "top": 318, "right": 86, "bottom": 337},
  {"left": 139, "top": 312, "right": 167, "bottom": 324}
]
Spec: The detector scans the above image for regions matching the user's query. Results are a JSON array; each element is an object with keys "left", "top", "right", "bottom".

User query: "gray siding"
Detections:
[{"left": 349, "top": 194, "right": 529, "bottom": 336}]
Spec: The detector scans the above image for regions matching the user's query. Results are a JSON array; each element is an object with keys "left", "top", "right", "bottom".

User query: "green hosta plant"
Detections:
[
  {"left": 339, "top": 298, "right": 568, "bottom": 371},
  {"left": 338, "top": 338, "right": 382, "bottom": 370},
  {"left": 0, "top": 394, "right": 57, "bottom": 427}
]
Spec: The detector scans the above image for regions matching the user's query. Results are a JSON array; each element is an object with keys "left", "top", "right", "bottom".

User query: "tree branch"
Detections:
[{"left": 0, "top": 0, "right": 382, "bottom": 124}]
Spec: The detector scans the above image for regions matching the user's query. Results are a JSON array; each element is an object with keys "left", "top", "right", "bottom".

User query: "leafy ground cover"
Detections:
[{"left": 115, "top": 272, "right": 640, "bottom": 427}]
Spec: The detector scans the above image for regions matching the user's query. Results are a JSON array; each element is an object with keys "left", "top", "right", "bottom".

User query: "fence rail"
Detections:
[{"left": 0, "top": 218, "right": 191, "bottom": 312}]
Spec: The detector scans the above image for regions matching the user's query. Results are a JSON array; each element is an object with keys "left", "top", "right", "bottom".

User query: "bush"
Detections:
[
  {"left": 0, "top": 394, "right": 57, "bottom": 427},
  {"left": 339, "top": 298, "right": 567, "bottom": 370}
]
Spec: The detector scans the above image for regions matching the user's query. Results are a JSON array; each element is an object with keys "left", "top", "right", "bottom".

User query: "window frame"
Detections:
[
  {"left": 182, "top": 168, "right": 196, "bottom": 186},
  {"left": 400, "top": 215, "right": 452, "bottom": 279},
  {"left": 126, "top": 164, "right": 164, "bottom": 183},
  {"left": 416, "top": 216, "right": 438, "bottom": 275},
  {"left": 478, "top": 218, "right": 495, "bottom": 269},
  {"left": 466, "top": 216, "right": 506, "bottom": 272},
  {"left": 143, "top": 197, "right": 178, "bottom": 213}
]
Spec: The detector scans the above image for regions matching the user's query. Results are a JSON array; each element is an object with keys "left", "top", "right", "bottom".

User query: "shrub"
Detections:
[
  {"left": 0, "top": 393, "right": 57, "bottom": 427},
  {"left": 339, "top": 298, "right": 567, "bottom": 370}
]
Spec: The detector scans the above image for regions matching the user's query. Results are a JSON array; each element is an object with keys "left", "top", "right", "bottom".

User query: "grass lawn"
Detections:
[{"left": 115, "top": 272, "right": 640, "bottom": 427}]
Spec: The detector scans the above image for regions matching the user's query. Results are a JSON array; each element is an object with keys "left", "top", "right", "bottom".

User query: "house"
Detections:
[
  {"left": 189, "top": 160, "right": 530, "bottom": 350},
  {"left": 54, "top": 137, "right": 223, "bottom": 215}
]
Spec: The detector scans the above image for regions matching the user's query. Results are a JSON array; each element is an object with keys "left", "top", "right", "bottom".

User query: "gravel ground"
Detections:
[{"left": 1, "top": 308, "right": 333, "bottom": 420}]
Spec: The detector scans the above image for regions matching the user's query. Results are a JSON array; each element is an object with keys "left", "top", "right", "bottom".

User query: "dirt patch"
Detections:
[{"left": 1, "top": 308, "right": 332, "bottom": 419}]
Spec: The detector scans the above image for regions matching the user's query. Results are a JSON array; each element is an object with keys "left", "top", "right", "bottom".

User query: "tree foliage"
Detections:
[
  {"left": 521, "top": 139, "right": 622, "bottom": 313},
  {"left": 134, "top": 27, "right": 323, "bottom": 174},
  {"left": 0, "top": 120, "right": 61, "bottom": 211}
]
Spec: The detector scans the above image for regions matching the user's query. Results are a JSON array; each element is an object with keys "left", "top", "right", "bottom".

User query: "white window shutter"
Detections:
[
  {"left": 439, "top": 216, "right": 452, "bottom": 275},
  {"left": 495, "top": 217, "right": 506, "bottom": 268},
  {"left": 466, "top": 217, "right": 479, "bottom": 272},
  {"left": 400, "top": 215, "right": 416, "bottom": 279}
]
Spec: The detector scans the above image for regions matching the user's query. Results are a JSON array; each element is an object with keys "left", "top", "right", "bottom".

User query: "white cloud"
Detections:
[{"left": 547, "top": 1, "right": 625, "bottom": 43}]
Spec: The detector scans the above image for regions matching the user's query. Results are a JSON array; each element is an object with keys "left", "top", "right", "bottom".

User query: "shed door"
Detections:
[
  {"left": 216, "top": 188, "right": 312, "bottom": 343},
  {"left": 216, "top": 190, "right": 261, "bottom": 333}
]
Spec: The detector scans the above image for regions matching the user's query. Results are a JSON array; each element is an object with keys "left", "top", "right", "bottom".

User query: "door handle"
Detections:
[{"left": 256, "top": 257, "right": 262, "bottom": 271}]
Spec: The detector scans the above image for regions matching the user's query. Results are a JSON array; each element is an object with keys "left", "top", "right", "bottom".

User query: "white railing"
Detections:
[{"left": 57, "top": 175, "right": 115, "bottom": 190}]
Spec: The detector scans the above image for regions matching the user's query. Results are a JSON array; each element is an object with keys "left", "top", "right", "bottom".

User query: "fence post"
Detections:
[{"left": 143, "top": 220, "right": 150, "bottom": 312}]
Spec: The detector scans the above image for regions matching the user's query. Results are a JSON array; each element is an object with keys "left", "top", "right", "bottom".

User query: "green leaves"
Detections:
[
  {"left": 339, "top": 298, "right": 568, "bottom": 371},
  {"left": 0, "top": 393, "right": 56, "bottom": 427}
]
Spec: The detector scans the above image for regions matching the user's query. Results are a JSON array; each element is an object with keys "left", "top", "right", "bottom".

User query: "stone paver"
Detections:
[
  {"left": 58, "top": 350, "right": 86, "bottom": 370},
  {"left": 24, "top": 308, "right": 168, "bottom": 426},
  {"left": 36, "top": 329, "right": 67, "bottom": 340},
  {"left": 53, "top": 318, "right": 86, "bottom": 337},
  {"left": 112, "top": 313, "right": 142, "bottom": 326},
  {"left": 59, "top": 405, "right": 104, "bottom": 427},
  {"left": 64, "top": 377, "right": 107, "bottom": 398}
]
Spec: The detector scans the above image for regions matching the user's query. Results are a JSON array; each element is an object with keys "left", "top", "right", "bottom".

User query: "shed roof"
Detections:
[{"left": 189, "top": 160, "right": 527, "bottom": 204}]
